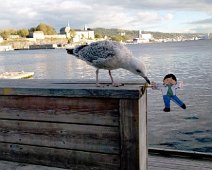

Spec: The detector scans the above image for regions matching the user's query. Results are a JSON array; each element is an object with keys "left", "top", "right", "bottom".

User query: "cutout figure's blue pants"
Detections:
[{"left": 163, "top": 95, "right": 184, "bottom": 108}]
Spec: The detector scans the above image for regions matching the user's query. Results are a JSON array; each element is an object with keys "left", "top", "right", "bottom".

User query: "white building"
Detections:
[
  {"left": 32, "top": 31, "right": 45, "bottom": 39},
  {"left": 133, "top": 31, "right": 153, "bottom": 43},
  {"left": 0, "top": 36, "right": 3, "bottom": 43},
  {"left": 60, "top": 24, "right": 95, "bottom": 42},
  {"left": 139, "top": 33, "right": 153, "bottom": 40},
  {"left": 73, "top": 29, "right": 95, "bottom": 42}
]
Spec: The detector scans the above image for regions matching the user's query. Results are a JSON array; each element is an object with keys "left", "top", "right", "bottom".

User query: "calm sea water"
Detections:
[{"left": 0, "top": 40, "right": 212, "bottom": 153}]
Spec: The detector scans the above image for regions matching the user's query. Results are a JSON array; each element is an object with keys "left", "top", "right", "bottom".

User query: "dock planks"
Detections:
[
  {"left": 0, "top": 79, "right": 211, "bottom": 169},
  {"left": 149, "top": 154, "right": 212, "bottom": 170},
  {"left": 0, "top": 79, "right": 147, "bottom": 170},
  {"left": 0, "top": 153, "right": 211, "bottom": 170}
]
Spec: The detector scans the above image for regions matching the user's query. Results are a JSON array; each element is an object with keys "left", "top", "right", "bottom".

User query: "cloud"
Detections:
[
  {"left": 17, "top": 8, "right": 38, "bottom": 19},
  {"left": 189, "top": 18, "right": 212, "bottom": 25},
  {"left": 191, "top": 25, "right": 212, "bottom": 33},
  {"left": 86, "top": 0, "right": 212, "bottom": 13},
  {"left": 187, "top": 17, "right": 212, "bottom": 33},
  {"left": 0, "top": 0, "right": 211, "bottom": 32},
  {"left": 163, "top": 13, "right": 174, "bottom": 21}
]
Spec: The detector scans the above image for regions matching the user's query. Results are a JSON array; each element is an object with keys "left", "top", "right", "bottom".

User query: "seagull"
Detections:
[{"left": 66, "top": 40, "right": 150, "bottom": 86}]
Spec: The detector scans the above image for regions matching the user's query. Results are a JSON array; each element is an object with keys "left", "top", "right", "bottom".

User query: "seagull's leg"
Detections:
[
  {"left": 96, "top": 69, "right": 101, "bottom": 87},
  {"left": 109, "top": 70, "right": 123, "bottom": 87}
]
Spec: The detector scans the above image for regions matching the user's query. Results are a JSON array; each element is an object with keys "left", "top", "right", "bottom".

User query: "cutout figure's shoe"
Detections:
[
  {"left": 163, "top": 108, "right": 170, "bottom": 112},
  {"left": 181, "top": 104, "right": 186, "bottom": 109}
]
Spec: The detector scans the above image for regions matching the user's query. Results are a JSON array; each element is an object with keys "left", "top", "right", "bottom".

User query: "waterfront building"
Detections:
[
  {"left": 31, "top": 31, "right": 45, "bottom": 39},
  {"left": 0, "top": 36, "right": 3, "bottom": 43},
  {"left": 133, "top": 30, "right": 153, "bottom": 43},
  {"left": 60, "top": 24, "right": 95, "bottom": 42}
]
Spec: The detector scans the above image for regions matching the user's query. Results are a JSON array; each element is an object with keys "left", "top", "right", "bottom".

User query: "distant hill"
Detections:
[{"left": 93, "top": 28, "right": 209, "bottom": 40}]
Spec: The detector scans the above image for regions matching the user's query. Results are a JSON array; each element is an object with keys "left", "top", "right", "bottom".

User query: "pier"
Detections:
[
  {"left": 0, "top": 149, "right": 211, "bottom": 170},
  {"left": 29, "top": 44, "right": 58, "bottom": 49},
  {"left": 0, "top": 79, "right": 211, "bottom": 170},
  {"left": 0, "top": 79, "right": 147, "bottom": 170}
]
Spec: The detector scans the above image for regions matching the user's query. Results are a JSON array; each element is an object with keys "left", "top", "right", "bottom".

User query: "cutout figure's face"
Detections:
[{"left": 163, "top": 77, "right": 176, "bottom": 85}]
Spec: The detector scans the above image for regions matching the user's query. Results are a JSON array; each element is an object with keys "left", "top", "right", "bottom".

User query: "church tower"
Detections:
[{"left": 65, "top": 21, "right": 71, "bottom": 38}]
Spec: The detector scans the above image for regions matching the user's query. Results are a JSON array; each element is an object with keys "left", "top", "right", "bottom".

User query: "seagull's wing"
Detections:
[{"left": 77, "top": 42, "right": 116, "bottom": 64}]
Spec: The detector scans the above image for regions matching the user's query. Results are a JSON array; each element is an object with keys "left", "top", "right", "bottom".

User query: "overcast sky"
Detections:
[{"left": 0, "top": 0, "right": 212, "bottom": 33}]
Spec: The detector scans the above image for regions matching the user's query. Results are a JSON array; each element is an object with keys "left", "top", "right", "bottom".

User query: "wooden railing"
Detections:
[{"left": 0, "top": 80, "right": 147, "bottom": 170}]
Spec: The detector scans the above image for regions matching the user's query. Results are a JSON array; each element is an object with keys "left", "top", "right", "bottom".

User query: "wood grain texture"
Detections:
[
  {"left": 0, "top": 79, "right": 144, "bottom": 99},
  {"left": 0, "top": 108, "right": 119, "bottom": 126},
  {"left": 0, "top": 97, "right": 119, "bottom": 126},
  {"left": 0, "top": 120, "right": 120, "bottom": 154},
  {"left": 0, "top": 80, "right": 147, "bottom": 170},
  {"left": 139, "top": 92, "right": 147, "bottom": 170},
  {"left": 0, "top": 143, "right": 120, "bottom": 170},
  {"left": 149, "top": 155, "right": 212, "bottom": 170},
  {"left": 119, "top": 99, "right": 140, "bottom": 170}
]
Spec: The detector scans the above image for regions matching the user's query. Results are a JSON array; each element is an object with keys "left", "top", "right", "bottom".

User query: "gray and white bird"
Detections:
[{"left": 66, "top": 40, "right": 150, "bottom": 86}]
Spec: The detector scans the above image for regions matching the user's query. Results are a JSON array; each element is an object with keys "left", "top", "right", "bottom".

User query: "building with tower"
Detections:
[{"left": 60, "top": 23, "right": 94, "bottom": 42}]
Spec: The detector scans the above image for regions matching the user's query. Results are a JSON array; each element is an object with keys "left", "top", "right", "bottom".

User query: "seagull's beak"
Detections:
[{"left": 144, "top": 77, "right": 151, "bottom": 84}]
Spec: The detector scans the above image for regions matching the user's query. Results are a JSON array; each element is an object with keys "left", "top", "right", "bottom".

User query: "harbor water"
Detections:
[{"left": 0, "top": 40, "right": 211, "bottom": 153}]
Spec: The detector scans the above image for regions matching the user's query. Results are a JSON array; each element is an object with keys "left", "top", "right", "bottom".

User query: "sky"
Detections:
[{"left": 0, "top": 0, "right": 212, "bottom": 33}]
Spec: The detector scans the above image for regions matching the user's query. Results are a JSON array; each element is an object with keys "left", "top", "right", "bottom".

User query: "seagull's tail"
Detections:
[{"left": 66, "top": 49, "right": 74, "bottom": 55}]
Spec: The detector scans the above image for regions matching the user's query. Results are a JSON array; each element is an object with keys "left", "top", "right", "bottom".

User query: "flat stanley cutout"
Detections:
[{"left": 151, "top": 74, "right": 186, "bottom": 112}]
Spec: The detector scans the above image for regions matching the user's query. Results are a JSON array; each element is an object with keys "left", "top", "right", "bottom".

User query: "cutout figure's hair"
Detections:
[{"left": 163, "top": 74, "right": 177, "bottom": 81}]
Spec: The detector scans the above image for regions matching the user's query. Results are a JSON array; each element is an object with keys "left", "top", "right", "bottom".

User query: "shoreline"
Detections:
[{"left": 1, "top": 39, "right": 211, "bottom": 52}]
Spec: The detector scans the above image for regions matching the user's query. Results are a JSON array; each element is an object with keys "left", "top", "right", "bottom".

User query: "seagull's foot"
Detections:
[
  {"left": 95, "top": 82, "right": 124, "bottom": 87},
  {"left": 96, "top": 83, "right": 105, "bottom": 87},
  {"left": 112, "top": 82, "right": 124, "bottom": 87}
]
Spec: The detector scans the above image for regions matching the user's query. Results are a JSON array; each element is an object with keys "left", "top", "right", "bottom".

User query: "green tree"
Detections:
[
  {"left": 95, "top": 33, "right": 103, "bottom": 39},
  {"left": 0, "top": 29, "right": 17, "bottom": 39},
  {"left": 36, "top": 23, "right": 57, "bottom": 35},
  {"left": 111, "top": 35, "right": 129, "bottom": 42},
  {"left": 68, "top": 29, "right": 76, "bottom": 43},
  {"left": 0, "top": 30, "right": 10, "bottom": 39},
  {"left": 17, "top": 29, "right": 29, "bottom": 37}
]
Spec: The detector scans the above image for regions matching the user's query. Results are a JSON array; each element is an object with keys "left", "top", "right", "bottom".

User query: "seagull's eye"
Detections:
[{"left": 136, "top": 69, "right": 141, "bottom": 73}]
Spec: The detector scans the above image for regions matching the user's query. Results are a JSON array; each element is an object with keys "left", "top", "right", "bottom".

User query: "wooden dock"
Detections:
[
  {"left": 0, "top": 71, "right": 34, "bottom": 79},
  {"left": 149, "top": 148, "right": 212, "bottom": 170},
  {"left": 0, "top": 149, "right": 211, "bottom": 170},
  {"left": 0, "top": 79, "right": 147, "bottom": 170},
  {"left": 0, "top": 79, "right": 211, "bottom": 170}
]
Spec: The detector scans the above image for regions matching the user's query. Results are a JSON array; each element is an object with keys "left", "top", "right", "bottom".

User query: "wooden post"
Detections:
[
  {"left": 120, "top": 99, "right": 139, "bottom": 170},
  {"left": 0, "top": 79, "right": 147, "bottom": 170}
]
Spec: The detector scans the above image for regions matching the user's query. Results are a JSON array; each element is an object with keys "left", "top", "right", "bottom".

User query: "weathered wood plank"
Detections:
[
  {"left": 139, "top": 91, "right": 148, "bottom": 170},
  {"left": 0, "top": 80, "right": 144, "bottom": 99},
  {"left": 0, "top": 108, "right": 119, "bottom": 126},
  {"left": 0, "top": 96, "right": 119, "bottom": 110},
  {"left": 0, "top": 79, "right": 145, "bottom": 87},
  {"left": 0, "top": 80, "right": 147, "bottom": 170},
  {"left": 148, "top": 155, "right": 212, "bottom": 170},
  {"left": 0, "top": 160, "right": 67, "bottom": 170},
  {"left": 0, "top": 120, "right": 120, "bottom": 154},
  {"left": 149, "top": 147, "right": 212, "bottom": 160},
  {"left": 0, "top": 143, "right": 120, "bottom": 170},
  {"left": 0, "top": 96, "right": 119, "bottom": 126},
  {"left": 119, "top": 99, "right": 139, "bottom": 170},
  {"left": 1, "top": 153, "right": 212, "bottom": 170}
]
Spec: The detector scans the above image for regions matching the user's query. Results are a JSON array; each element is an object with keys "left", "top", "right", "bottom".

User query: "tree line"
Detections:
[
  {"left": 0, "top": 22, "right": 131, "bottom": 42},
  {"left": 0, "top": 22, "right": 208, "bottom": 41},
  {"left": 0, "top": 23, "right": 56, "bottom": 39}
]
